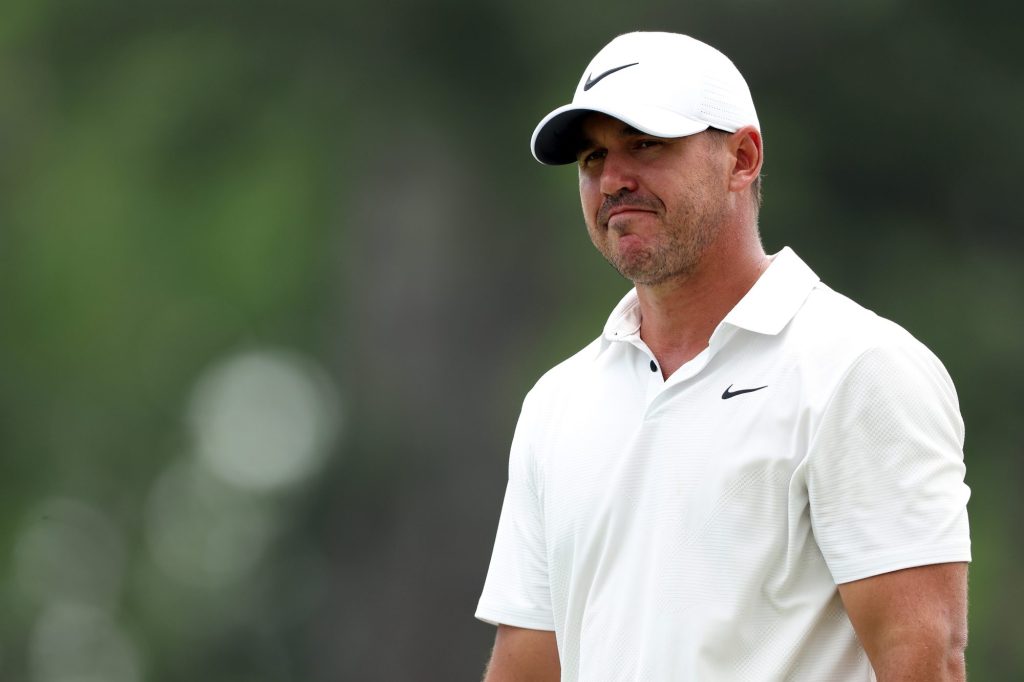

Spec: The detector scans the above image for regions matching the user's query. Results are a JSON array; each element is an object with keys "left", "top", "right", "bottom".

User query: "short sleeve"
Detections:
[
  {"left": 807, "top": 336, "right": 971, "bottom": 584},
  {"left": 475, "top": 392, "right": 555, "bottom": 630}
]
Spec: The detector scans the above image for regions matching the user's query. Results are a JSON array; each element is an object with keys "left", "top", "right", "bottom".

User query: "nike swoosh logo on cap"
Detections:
[{"left": 584, "top": 62, "right": 639, "bottom": 91}]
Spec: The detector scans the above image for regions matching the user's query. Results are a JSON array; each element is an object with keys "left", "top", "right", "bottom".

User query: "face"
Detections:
[{"left": 576, "top": 113, "right": 730, "bottom": 287}]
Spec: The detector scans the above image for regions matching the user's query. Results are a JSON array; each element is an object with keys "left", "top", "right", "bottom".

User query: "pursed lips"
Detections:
[{"left": 604, "top": 205, "right": 657, "bottom": 229}]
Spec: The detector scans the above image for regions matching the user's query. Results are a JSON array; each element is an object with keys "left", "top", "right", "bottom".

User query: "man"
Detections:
[{"left": 476, "top": 32, "right": 971, "bottom": 681}]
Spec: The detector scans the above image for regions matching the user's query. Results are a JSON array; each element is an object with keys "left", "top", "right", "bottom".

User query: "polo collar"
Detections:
[
  {"left": 601, "top": 246, "right": 819, "bottom": 342},
  {"left": 721, "top": 246, "right": 819, "bottom": 335},
  {"left": 602, "top": 287, "right": 643, "bottom": 341}
]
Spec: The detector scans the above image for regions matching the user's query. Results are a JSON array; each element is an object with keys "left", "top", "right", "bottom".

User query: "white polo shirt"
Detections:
[{"left": 476, "top": 247, "right": 971, "bottom": 681}]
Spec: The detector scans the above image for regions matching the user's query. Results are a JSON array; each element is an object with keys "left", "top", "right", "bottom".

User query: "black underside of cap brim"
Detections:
[{"left": 532, "top": 109, "right": 595, "bottom": 165}]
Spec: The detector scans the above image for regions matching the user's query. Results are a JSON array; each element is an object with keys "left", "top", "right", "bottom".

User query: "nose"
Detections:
[{"left": 599, "top": 151, "right": 640, "bottom": 196}]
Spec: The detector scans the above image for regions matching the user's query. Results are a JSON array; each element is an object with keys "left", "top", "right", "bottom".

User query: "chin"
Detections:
[{"left": 616, "top": 261, "right": 661, "bottom": 284}]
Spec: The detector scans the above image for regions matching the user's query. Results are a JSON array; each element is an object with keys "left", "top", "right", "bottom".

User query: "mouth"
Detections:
[
  {"left": 604, "top": 206, "right": 656, "bottom": 231},
  {"left": 606, "top": 201, "right": 655, "bottom": 215},
  {"left": 608, "top": 206, "right": 654, "bottom": 218}
]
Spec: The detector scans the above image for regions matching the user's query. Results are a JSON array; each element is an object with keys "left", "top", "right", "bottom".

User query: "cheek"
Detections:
[{"left": 579, "top": 178, "right": 602, "bottom": 225}]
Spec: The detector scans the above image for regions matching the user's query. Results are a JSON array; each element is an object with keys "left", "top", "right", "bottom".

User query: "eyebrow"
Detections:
[{"left": 575, "top": 124, "right": 649, "bottom": 156}]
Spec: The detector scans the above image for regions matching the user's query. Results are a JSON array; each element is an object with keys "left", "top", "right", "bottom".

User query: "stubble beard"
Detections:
[{"left": 595, "top": 197, "right": 722, "bottom": 287}]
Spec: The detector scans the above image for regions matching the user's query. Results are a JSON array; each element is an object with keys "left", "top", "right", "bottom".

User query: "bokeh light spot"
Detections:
[
  {"left": 29, "top": 602, "right": 141, "bottom": 682},
  {"left": 187, "top": 348, "right": 341, "bottom": 492},
  {"left": 13, "top": 498, "right": 125, "bottom": 609},
  {"left": 145, "top": 458, "right": 279, "bottom": 588}
]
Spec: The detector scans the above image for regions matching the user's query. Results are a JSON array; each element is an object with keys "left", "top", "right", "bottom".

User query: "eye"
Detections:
[
  {"left": 578, "top": 149, "right": 606, "bottom": 168},
  {"left": 635, "top": 138, "right": 662, "bottom": 150}
]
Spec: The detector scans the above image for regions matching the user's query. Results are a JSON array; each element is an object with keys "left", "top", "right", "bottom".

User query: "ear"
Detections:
[{"left": 727, "top": 126, "right": 763, "bottom": 194}]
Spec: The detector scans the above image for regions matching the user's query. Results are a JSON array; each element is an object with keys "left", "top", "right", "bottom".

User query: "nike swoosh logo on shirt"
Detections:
[{"left": 721, "top": 384, "right": 768, "bottom": 399}]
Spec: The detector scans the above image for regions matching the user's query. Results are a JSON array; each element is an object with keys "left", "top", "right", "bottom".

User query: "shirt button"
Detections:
[{"left": 650, "top": 360, "right": 657, "bottom": 372}]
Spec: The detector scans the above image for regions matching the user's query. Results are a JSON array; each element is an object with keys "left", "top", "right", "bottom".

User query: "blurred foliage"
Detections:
[{"left": 0, "top": 0, "right": 1021, "bottom": 680}]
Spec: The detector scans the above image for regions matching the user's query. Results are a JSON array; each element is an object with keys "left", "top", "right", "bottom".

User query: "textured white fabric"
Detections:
[{"left": 476, "top": 247, "right": 971, "bottom": 681}]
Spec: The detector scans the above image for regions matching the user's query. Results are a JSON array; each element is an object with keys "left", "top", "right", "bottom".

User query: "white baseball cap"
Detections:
[{"left": 531, "top": 32, "right": 760, "bottom": 165}]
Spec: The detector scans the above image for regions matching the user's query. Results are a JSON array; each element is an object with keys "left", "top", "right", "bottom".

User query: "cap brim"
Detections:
[{"left": 530, "top": 102, "right": 710, "bottom": 165}]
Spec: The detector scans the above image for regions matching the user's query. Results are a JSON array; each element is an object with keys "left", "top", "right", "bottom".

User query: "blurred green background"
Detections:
[{"left": 1, "top": 1, "right": 1020, "bottom": 680}]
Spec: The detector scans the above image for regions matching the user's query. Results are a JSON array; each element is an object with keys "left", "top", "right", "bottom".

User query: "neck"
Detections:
[{"left": 636, "top": 233, "right": 768, "bottom": 379}]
